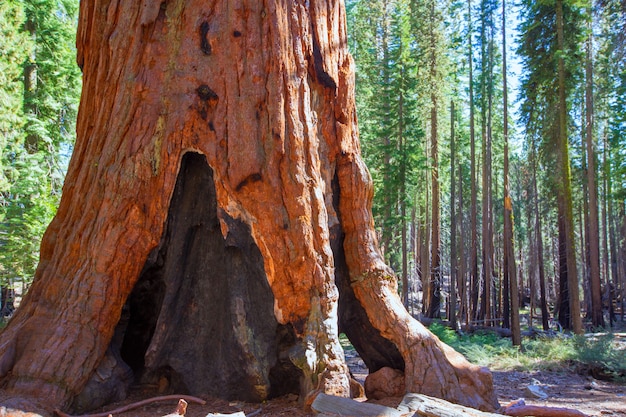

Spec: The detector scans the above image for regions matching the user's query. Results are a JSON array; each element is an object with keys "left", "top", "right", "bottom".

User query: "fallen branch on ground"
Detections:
[{"left": 53, "top": 395, "right": 206, "bottom": 417}]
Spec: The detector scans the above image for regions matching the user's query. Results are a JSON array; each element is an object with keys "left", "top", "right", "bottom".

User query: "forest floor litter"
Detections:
[{"left": 88, "top": 354, "right": 625, "bottom": 417}]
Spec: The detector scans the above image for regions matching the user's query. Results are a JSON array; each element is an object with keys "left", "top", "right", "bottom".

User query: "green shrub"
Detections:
[
  {"left": 427, "top": 322, "right": 626, "bottom": 380},
  {"left": 571, "top": 334, "right": 626, "bottom": 380}
]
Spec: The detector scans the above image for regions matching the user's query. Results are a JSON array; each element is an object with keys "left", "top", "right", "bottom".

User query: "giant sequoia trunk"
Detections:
[{"left": 0, "top": 0, "right": 498, "bottom": 414}]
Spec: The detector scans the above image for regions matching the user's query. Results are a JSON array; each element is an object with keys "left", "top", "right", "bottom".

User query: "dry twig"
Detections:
[{"left": 53, "top": 395, "right": 206, "bottom": 417}]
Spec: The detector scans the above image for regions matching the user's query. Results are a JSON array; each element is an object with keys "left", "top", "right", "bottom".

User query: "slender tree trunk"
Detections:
[
  {"left": 468, "top": 0, "right": 480, "bottom": 323},
  {"left": 479, "top": 2, "right": 494, "bottom": 324},
  {"left": 556, "top": 0, "right": 582, "bottom": 334},
  {"left": 480, "top": 13, "right": 487, "bottom": 323},
  {"left": 399, "top": 86, "right": 409, "bottom": 307},
  {"left": 581, "top": 106, "right": 592, "bottom": 319},
  {"left": 381, "top": 4, "right": 393, "bottom": 259},
  {"left": 483, "top": 33, "right": 497, "bottom": 326},
  {"left": 402, "top": 197, "right": 409, "bottom": 306},
  {"left": 502, "top": 0, "right": 520, "bottom": 346},
  {"left": 459, "top": 163, "right": 468, "bottom": 327},
  {"left": 409, "top": 206, "right": 421, "bottom": 316},
  {"left": 427, "top": 0, "right": 441, "bottom": 319},
  {"left": 531, "top": 141, "right": 550, "bottom": 331},
  {"left": 450, "top": 99, "right": 458, "bottom": 328},
  {"left": 620, "top": 204, "right": 626, "bottom": 320},
  {"left": 424, "top": 216, "right": 431, "bottom": 315},
  {"left": 428, "top": 90, "right": 441, "bottom": 319},
  {"left": 527, "top": 202, "right": 536, "bottom": 328},
  {"left": 421, "top": 177, "right": 432, "bottom": 315},
  {"left": 602, "top": 130, "right": 616, "bottom": 326},
  {"left": 518, "top": 245, "right": 525, "bottom": 316},
  {"left": 557, "top": 215, "right": 571, "bottom": 328},
  {"left": 0, "top": 1, "right": 500, "bottom": 413},
  {"left": 481, "top": 87, "right": 493, "bottom": 325},
  {"left": 580, "top": 200, "right": 592, "bottom": 317},
  {"left": 601, "top": 131, "right": 612, "bottom": 327},
  {"left": 552, "top": 228, "right": 561, "bottom": 314},
  {"left": 584, "top": 21, "right": 604, "bottom": 328},
  {"left": 606, "top": 138, "right": 619, "bottom": 322}
]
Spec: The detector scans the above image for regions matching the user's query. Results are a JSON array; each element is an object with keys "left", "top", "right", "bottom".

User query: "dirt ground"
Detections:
[
  {"left": 493, "top": 370, "right": 625, "bottom": 416},
  {"left": 30, "top": 327, "right": 624, "bottom": 417},
  {"left": 86, "top": 365, "right": 625, "bottom": 417}
]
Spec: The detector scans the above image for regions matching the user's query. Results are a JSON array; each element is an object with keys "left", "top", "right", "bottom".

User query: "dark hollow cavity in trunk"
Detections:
[
  {"left": 75, "top": 156, "right": 406, "bottom": 412},
  {"left": 114, "top": 152, "right": 301, "bottom": 402}
]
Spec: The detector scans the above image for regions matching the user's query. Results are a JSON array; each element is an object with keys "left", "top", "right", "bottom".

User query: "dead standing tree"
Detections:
[{"left": 0, "top": 0, "right": 498, "bottom": 414}]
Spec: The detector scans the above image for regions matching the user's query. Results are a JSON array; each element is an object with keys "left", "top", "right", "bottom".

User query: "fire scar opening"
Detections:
[{"left": 116, "top": 152, "right": 301, "bottom": 402}]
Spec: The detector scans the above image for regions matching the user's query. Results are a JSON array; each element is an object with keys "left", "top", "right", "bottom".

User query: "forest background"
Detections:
[{"left": 0, "top": 0, "right": 625, "bottom": 334}]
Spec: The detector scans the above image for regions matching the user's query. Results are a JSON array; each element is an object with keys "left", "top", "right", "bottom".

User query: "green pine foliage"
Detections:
[
  {"left": 22, "top": 0, "right": 81, "bottom": 155},
  {"left": 348, "top": 0, "right": 426, "bottom": 272},
  {"left": 517, "top": 0, "right": 586, "bottom": 175},
  {"left": 0, "top": 0, "right": 80, "bottom": 289},
  {"left": 598, "top": 1, "right": 626, "bottom": 202},
  {"left": 0, "top": 1, "right": 30, "bottom": 195}
]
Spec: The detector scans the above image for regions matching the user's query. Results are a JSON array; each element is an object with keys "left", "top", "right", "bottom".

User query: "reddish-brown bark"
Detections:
[{"left": 0, "top": 0, "right": 498, "bottom": 414}]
